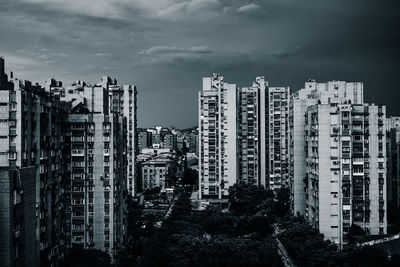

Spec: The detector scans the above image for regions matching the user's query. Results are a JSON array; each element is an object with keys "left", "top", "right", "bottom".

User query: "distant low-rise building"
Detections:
[
  {"left": 163, "top": 132, "right": 177, "bottom": 150},
  {"left": 141, "top": 156, "right": 172, "bottom": 191},
  {"left": 138, "top": 129, "right": 152, "bottom": 150},
  {"left": 188, "top": 130, "right": 198, "bottom": 155}
]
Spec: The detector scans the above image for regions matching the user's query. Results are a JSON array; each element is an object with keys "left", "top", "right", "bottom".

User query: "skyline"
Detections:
[{"left": 1, "top": 0, "right": 399, "bottom": 128}]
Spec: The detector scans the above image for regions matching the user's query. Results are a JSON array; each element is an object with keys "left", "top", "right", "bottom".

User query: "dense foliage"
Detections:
[
  {"left": 61, "top": 247, "right": 112, "bottom": 267},
  {"left": 69, "top": 183, "right": 399, "bottom": 267},
  {"left": 277, "top": 210, "right": 400, "bottom": 267},
  {"left": 136, "top": 190, "right": 283, "bottom": 267}
]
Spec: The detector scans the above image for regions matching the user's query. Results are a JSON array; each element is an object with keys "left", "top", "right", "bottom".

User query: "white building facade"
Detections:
[
  {"left": 198, "top": 74, "right": 237, "bottom": 199},
  {"left": 268, "top": 86, "right": 290, "bottom": 191},
  {"left": 289, "top": 80, "right": 364, "bottom": 216},
  {"left": 304, "top": 103, "right": 387, "bottom": 248}
]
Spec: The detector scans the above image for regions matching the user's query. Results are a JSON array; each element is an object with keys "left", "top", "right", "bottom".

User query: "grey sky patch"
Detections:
[{"left": 0, "top": 0, "right": 399, "bottom": 128}]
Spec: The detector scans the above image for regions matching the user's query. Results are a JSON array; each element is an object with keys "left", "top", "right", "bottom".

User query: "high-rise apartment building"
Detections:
[
  {"left": 0, "top": 58, "right": 71, "bottom": 266},
  {"left": 386, "top": 116, "right": 400, "bottom": 224},
  {"left": 289, "top": 80, "right": 364, "bottom": 216},
  {"left": 0, "top": 58, "right": 135, "bottom": 265},
  {"left": 237, "top": 77, "right": 268, "bottom": 187},
  {"left": 107, "top": 79, "right": 137, "bottom": 196},
  {"left": 304, "top": 103, "right": 386, "bottom": 248},
  {"left": 198, "top": 75, "right": 294, "bottom": 198},
  {"left": 198, "top": 74, "right": 237, "bottom": 199},
  {"left": 268, "top": 87, "right": 290, "bottom": 190},
  {"left": 60, "top": 78, "right": 128, "bottom": 252}
]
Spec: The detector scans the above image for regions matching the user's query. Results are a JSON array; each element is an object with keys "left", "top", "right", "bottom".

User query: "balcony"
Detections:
[
  {"left": 71, "top": 149, "right": 85, "bottom": 156},
  {"left": 71, "top": 136, "right": 85, "bottom": 142}
]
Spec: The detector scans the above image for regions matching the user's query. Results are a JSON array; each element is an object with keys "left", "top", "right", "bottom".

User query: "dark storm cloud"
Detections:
[{"left": 0, "top": 0, "right": 399, "bottom": 127}]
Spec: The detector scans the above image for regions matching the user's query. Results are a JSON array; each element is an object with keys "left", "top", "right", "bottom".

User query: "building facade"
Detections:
[
  {"left": 107, "top": 79, "right": 137, "bottom": 196},
  {"left": 0, "top": 58, "right": 71, "bottom": 267},
  {"left": 268, "top": 86, "right": 290, "bottom": 191},
  {"left": 198, "top": 74, "right": 237, "bottom": 199},
  {"left": 304, "top": 103, "right": 387, "bottom": 248},
  {"left": 141, "top": 156, "right": 172, "bottom": 191},
  {"left": 188, "top": 130, "right": 198, "bottom": 155},
  {"left": 138, "top": 129, "right": 152, "bottom": 150},
  {"left": 289, "top": 80, "right": 364, "bottom": 216},
  {"left": 0, "top": 58, "right": 134, "bottom": 265},
  {"left": 163, "top": 132, "right": 177, "bottom": 150},
  {"left": 237, "top": 77, "right": 268, "bottom": 187},
  {"left": 386, "top": 116, "right": 400, "bottom": 225},
  {"left": 62, "top": 78, "right": 128, "bottom": 252},
  {"left": 198, "top": 75, "right": 294, "bottom": 198}
]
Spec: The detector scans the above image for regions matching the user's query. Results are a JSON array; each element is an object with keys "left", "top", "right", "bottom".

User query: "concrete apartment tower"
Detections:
[
  {"left": 62, "top": 77, "right": 127, "bottom": 253},
  {"left": 238, "top": 77, "right": 268, "bottom": 187},
  {"left": 198, "top": 75, "right": 292, "bottom": 198},
  {"left": 267, "top": 86, "right": 290, "bottom": 191},
  {"left": 0, "top": 58, "right": 71, "bottom": 267},
  {"left": 108, "top": 80, "right": 137, "bottom": 196},
  {"left": 386, "top": 116, "right": 400, "bottom": 225},
  {"left": 304, "top": 102, "right": 387, "bottom": 248},
  {"left": 289, "top": 80, "right": 364, "bottom": 216},
  {"left": 198, "top": 74, "right": 237, "bottom": 199}
]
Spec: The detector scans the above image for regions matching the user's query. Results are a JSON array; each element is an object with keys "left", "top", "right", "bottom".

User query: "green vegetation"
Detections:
[
  {"left": 114, "top": 183, "right": 400, "bottom": 266},
  {"left": 181, "top": 168, "right": 198, "bottom": 186},
  {"left": 61, "top": 247, "right": 112, "bottom": 267},
  {"left": 114, "top": 184, "right": 285, "bottom": 266}
]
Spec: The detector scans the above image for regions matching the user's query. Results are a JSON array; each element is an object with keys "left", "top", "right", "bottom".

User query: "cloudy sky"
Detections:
[{"left": 1, "top": 0, "right": 399, "bottom": 128}]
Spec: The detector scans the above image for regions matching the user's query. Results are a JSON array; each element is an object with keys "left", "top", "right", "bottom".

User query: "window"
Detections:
[
  {"left": 8, "top": 152, "right": 17, "bottom": 160},
  {"left": 10, "top": 103, "right": 17, "bottom": 111}
]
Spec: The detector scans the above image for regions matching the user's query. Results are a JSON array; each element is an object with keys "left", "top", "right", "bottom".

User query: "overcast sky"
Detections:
[{"left": 1, "top": 0, "right": 399, "bottom": 128}]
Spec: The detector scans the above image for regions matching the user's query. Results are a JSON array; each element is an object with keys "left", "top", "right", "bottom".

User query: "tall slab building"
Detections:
[
  {"left": 386, "top": 116, "right": 400, "bottom": 225},
  {"left": 238, "top": 77, "right": 268, "bottom": 187},
  {"left": 198, "top": 74, "right": 237, "bottom": 199},
  {"left": 289, "top": 80, "right": 364, "bottom": 216},
  {"left": 267, "top": 87, "right": 290, "bottom": 191},
  {"left": 107, "top": 79, "right": 138, "bottom": 196},
  {"left": 304, "top": 103, "right": 387, "bottom": 248},
  {"left": 0, "top": 58, "right": 71, "bottom": 266},
  {"left": 198, "top": 75, "right": 292, "bottom": 198},
  {"left": 60, "top": 78, "right": 128, "bottom": 252}
]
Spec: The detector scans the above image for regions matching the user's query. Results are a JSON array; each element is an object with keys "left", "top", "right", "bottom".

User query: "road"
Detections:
[{"left": 273, "top": 224, "right": 296, "bottom": 267}]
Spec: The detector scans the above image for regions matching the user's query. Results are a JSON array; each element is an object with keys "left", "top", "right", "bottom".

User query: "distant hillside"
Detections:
[{"left": 176, "top": 126, "right": 197, "bottom": 133}]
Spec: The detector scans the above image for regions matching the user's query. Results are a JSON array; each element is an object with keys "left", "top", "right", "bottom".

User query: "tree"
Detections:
[
  {"left": 228, "top": 183, "right": 274, "bottom": 215},
  {"left": 339, "top": 246, "right": 390, "bottom": 267},
  {"left": 278, "top": 221, "right": 338, "bottom": 266},
  {"left": 275, "top": 187, "right": 290, "bottom": 217},
  {"left": 236, "top": 215, "right": 274, "bottom": 237},
  {"left": 139, "top": 235, "right": 283, "bottom": 267},
  {"left": 181, "top": 168, "right": 198, "bottom": 186},
  {"left": 61, "top": 247, "right": 112, "bottom": 267},
  {"left": 346, "top": 224, "right": 366, "bottom": 245}
]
